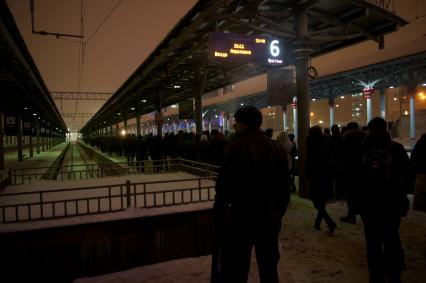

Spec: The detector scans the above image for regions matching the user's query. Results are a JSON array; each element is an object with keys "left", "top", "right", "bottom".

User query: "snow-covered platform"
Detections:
[{"left": 0, "top": 172, "right": 216, "bottom": 282}]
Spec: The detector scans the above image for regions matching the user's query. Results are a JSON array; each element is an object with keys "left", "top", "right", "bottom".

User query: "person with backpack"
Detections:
[{"left": 358, "top": 117, "right": 410, "bottom": 283}]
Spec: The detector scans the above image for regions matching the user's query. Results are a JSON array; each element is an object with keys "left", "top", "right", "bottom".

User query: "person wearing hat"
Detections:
[
  {"left": 358, "top": 117, "right": 410, "bottom": 283},
  {"left": 212, "top": 106, "right": 290, "bottom": 283}
]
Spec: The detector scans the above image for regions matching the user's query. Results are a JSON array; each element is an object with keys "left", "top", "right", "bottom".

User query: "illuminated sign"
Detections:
[{"left": 209, "top": 32, "right": 283, "bottom": 65}]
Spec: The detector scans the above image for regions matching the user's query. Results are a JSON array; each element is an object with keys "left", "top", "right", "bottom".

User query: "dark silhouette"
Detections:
[
  {"left": 340, "top": 121, "right": 365, "bottom": 224},
  {"left": 208, "top": 129, "right": 226, "bottom": 166},
  {"left": 212, "top": 106, "right": 290, "bottom": 283},
  {"left": 357, "top": 117, "right": 410, "bottom": 283},
  {"left": 135, "top": 135, "right": 147, "bottom": 172},
  {"left": 411, "top": 133, "right": 426, "bottom": 212},
  {"left": 328, "top": 124, "right": 345, "bottom": 199},
  {"left": 265, "top": 128, "right": 274, "bottom": 139},
  {"left": 288, "top": 133, "right": 298, "bottom": 192},
  {"left": 306, "top": 125, "right": 337, "bottom": 235}
]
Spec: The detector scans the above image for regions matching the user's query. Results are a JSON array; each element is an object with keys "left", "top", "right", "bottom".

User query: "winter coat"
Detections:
[{"left": 214, "top": 127, "right": 290, "bottom": 224}]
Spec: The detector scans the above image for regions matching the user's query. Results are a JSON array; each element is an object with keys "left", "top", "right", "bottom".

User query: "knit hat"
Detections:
[{"left": 233, "top": 106, "right": 262, "bottom": 128}]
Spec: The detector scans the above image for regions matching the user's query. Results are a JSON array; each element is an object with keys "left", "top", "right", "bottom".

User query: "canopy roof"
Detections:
[
  {"left": 0, "top": 0, "right": 66, "bottom": 132},
  {"left": 80, "top": 0, "right": 408, "bottom": 133}
]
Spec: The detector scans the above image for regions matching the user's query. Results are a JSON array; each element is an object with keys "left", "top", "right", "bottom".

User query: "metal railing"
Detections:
[
  {"left": 8, "top": 158, "right": 219, "bottom": 185},
  {"left": 0, "top": 176, "right": 216, "bottom": 223}
]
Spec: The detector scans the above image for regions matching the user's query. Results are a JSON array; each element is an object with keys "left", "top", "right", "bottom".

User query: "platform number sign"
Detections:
[
  {"left": 267, "top": 39, "right": 283, "bottom": 64},
  {"left": 22, "top": 119, "right": 33, "bottom": 136},
  {"left": 4, "top": 114, "right": 17, "bottom": 136},
  {"left": 210, "top": 32, "right": 283, "bottom": 65}
]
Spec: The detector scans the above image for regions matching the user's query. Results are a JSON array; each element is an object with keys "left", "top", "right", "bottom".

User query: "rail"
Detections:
[
  {"left": 8, "top": 158, "right": 219, "bottom": 184},
  {"left": 0, "top": 176, "right": 216, "bottom": 223}
]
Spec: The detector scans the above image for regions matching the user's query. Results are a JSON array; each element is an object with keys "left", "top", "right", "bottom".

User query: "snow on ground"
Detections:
[{"left": 73, "top": 195, "right": 426, "bottom": 283}]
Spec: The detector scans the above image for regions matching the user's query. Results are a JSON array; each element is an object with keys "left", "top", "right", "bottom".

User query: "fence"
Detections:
[
  {"left": 0, "top": 176, "right": 216, "bottom": 223},
  {"left": 8, "top": 158, "right": 219, "bottom": 185}
]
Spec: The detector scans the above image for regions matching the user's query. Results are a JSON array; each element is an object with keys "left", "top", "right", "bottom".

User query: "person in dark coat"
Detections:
[
  {"left": 411, "top": 133, "right": 426, "bottom": 211},
  {"left": 340, "top": 121, "right": 365, "bottom": 224},
  {"left": 357, "top": 117, "right": 410, "bottom": 283},
  {"left": 212, "top": 106, "right": 290, "bottom": 283},
  {"left": 288, "top": 133, "right": 298, "bottom": 192},
  {"left": 135, "top": 135, "right": 147, "bottom": 172},
  {"left": 306, "top": 125, "right": 337, "bottom": 235},
  {"left": 208, "top": 129, "right": 226, "bottom": 166},
  {"left": 328, "top": 124, "right": 345, "bottom": 199}
]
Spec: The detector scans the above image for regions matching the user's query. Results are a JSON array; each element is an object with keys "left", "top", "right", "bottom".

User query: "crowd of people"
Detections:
[
  {"left": 83, "top": 106, "right": 425, "bottom": 283},
  {"left": 210, "top": 106, "right": 423, "bottom": 283},
  {"left": 83, "top": 129, "right": 233, "bottom": 167}
]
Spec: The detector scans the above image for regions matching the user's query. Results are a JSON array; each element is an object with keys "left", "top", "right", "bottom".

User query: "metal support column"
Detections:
[
  {"left": 36, "top": 121, "right": 40, "bottom": 154},
  {"left": 136, "top": 111, "right": 141, "bottom": 137},
  {"left": 0, "top": 110, "right": 4, "bottom": 170},
  {"left": 379, "top": 88, "right": 386, "bottom": 119},
  {"left": 408, "top": 88, "right": 416, "bottom": 141},
  {"left": 292, "top": 98, "right": 298, "bottom": 140},
  {"left": 294, "top": 10, "right": 311, "bottom": 198},
  {"left": 366, "top": 95, "right": 373, "bottom": 123},
  {"left": 17, "top": 114, "right": 23, "bottom": 162},
  {"left": 195, "top": 93, "right": 202, "bottom": 136},
  {"left": 282, "top": 106, "right": 287, "bottom": 131},
  {"left": 329, "top": 98, "right": 335, "bottom": 127},
  {"left": 29, "top": 132, "right": 33, "bottom": 158},
  {"left": 123, "top": 111, "right": 128, "bottom": 135}
]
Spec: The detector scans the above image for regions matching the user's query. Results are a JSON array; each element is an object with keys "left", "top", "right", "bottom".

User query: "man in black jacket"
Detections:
[
  {"left": 212, "top": 106, "right": 290, "bottom": 283},
  {"left": 358, "top": 117, "right": 410, "bottom": 283}
]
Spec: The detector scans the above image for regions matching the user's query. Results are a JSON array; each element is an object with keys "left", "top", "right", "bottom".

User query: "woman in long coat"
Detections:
[{"left": 306, "top": 125, "right": 337, "bottom": 235}]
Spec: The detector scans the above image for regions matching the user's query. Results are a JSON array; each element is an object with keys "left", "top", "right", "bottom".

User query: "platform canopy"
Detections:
[
  {"left": 81, "top": 0, "right": 407, "bottom": 133},
  {"left": 0, "top": 0, "right": 67, "bottom": 133}
]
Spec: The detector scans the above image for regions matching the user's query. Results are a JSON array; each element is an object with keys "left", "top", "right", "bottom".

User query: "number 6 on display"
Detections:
[{"left": 270, "top": 40, "right": 280, "bottom": 57}]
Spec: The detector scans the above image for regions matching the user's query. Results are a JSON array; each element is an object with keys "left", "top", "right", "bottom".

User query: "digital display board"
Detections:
[{"left": 209, "top": 32, "right": 283, "bottom": 65}]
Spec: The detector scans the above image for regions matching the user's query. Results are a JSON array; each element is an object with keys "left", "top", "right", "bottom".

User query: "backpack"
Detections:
[{"left": 360, "top": 142, "right": 395, "bottom": 209}]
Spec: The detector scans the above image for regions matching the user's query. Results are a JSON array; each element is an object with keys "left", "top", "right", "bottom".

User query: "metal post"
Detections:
[
  {"left": 195, "top": 92, "right": 203, "bottom": 136},
  {"left": 408, "top": 89, "right": 416, "bottom": 141},
  {"left": 0, "top": 110, "right": 4, "bottom": 170},
  {"left": 292, "top": 98, "right": 298, "bottom": 141},
  {"left": 366, "top": 95, "right": 373, "bottom": 123},
  {"left": 379, "top": 88, "right": 386, "bottom": 119},
  {"left": 282, "top": 106, "right": 287, "bottom": 131},
  {"left": 36, "top": 121, "right": 40, "bottom": 154},
  {"left": 126, "top": 180, "right": 131, "bottom": 208},
  {"left": 136, "top": 111, "right": 141, "bottom": 137},
  {"left": 123, "top": 110, "right": 128, "bottom": 135},
  {"left": 17, "top": 114, "right": 23, "bottom": 162},
  {"left": 294, "top": 10, "right": 312, "bottom": 198},
  {"left": 329, "top": 98, "right": 335, "bottom": 127},
  {"left": 29, "top": 133, "right": 33, "bottom": 158}
]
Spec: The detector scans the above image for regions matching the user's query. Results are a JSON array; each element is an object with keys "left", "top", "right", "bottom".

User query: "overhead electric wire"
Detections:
[
  {"left": 85, "top": 0, "right": 123, "bottom": 45},
  {"left": 78, "top": 0, "right": 86, "bottom": 90}
]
